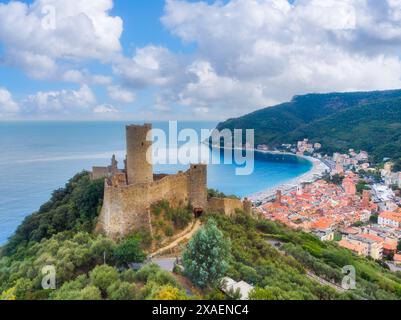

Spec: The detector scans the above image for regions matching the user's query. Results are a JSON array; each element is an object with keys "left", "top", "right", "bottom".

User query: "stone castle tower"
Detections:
[{"left": 126, "top": 124, "right": 153, "bottom": 185}]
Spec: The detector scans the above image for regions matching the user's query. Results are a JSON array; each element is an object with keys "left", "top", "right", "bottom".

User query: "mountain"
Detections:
[{"left": 217, "top": 89, "right": 401, "bottom": 167}]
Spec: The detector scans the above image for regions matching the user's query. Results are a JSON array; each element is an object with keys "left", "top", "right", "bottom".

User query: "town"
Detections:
[{"left": 256, "top": 139, "right": 401, "bottom": 270}]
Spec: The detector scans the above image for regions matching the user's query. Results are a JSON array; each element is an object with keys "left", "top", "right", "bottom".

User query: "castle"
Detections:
[{"left": 93, "top": 124, "right": 251, "bottom": 240}]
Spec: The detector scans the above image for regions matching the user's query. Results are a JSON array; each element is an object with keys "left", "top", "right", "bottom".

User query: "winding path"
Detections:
[{"left": 148, "top": 220, "right": 202, "bottom": 259}]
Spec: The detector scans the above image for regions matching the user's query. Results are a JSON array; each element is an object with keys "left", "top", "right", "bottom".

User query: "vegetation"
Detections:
[
  {"left": 113, "top": 236, "right": 146, "bottom": 267},
  {"left": 182, "top": 219, "right": 230, "bottom": 289},
  {"left": 207, "top": 189, "right": 240, "bottom": 200},
  {"left": 2, "top": 171, "right": 401, "bottom": 300},
  {"left": 150, "top": 200, "right": 194, "bottom": 246},
  {"left": 217, "top": 89, "right": 401, "bottom": 167},
  {"left": 207, "top": 211, "right": 401, "bottom": 300},
  {"left": 3, "top": 172, "right": 104, "bottom": 256}
]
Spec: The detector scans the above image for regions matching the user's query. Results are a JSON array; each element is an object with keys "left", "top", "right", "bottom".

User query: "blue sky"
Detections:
[{"left": 0, "top": 0, "right": 400, "bottom": 121}]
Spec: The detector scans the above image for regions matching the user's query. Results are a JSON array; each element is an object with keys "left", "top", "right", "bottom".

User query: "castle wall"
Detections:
[
  {"left": 91, "top": 167, "right": 109, "bottom": 180},
  {"left": 96, "top": 172, "right": 190, "bottom": 240},
  {"left": 207, "top": 197, "right": 246, "bottom": 216}
]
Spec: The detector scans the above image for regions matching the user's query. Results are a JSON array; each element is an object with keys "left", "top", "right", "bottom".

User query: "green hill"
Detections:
[
  {"left": 2, "top": 172, "right": 401, "bottom": 300},
  {"left": 217, "top": 89, "right": 401, "bottom": 168}
]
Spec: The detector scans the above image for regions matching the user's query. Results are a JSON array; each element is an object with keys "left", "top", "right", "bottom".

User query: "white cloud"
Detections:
[
  {"left": 107, "top": 85, "right": 136, "bottom": 103},
  {"left": 151, "top": 0, "right": 401, "bottom": 117},
  {"left": 0, "top": 0, "right": 123, "bottom": 79},
  {"left": 113, "top": 45, "right": 181, "bottom": 88},
  {"left": 93, "top": 103, "right": 119, "bottom": 114},
  {"left": 0, "top": 87, "right": 19, "bottom": 114},
  {"left": 23, "top": 84, "right": 96, "bottom": 114}
]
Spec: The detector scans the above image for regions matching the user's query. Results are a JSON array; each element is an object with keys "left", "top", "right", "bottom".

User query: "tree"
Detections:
[
  {"left": 0, "top": 287, "right": 16, "bottom": 300},
  {"left": 79, "top": 286, "right": 102, "bottom": 300},
  {"left": 89, "top": 265, "right": 119, "bottom": 294},
  {"left": 113, "top": 236, "right": 146, "bottom": 267},
  {"left": 182, "top": 219, "right": 230, "bottom": 288},
  {"left": 107, "top": 281, "right": 137, "bottom": 300},
  {"left": 153, "top": 285, "right": 188, "bottom": 300}
]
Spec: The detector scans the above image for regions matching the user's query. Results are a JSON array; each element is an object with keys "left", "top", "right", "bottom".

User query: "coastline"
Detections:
[
  {"left": 248, "top": 151, "right": 330, "bottom": 205},
  {"left": 208, "top": 143, "right": 330, "bottom": 205}
]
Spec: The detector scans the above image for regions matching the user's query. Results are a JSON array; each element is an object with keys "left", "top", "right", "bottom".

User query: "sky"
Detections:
[{"left": 0, "top": 0, "right": 401, "bottom": 121}]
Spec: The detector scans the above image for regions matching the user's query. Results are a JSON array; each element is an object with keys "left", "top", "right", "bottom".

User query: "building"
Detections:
[
  {"left": 93, "top": 124, "right": 251, "bottom": 240},
  {"left": 340, "top": 234, "right": 383, "bottom": 260},
  {"left": 220, "top": 277, "right": 254, "bottom": 300},
  {"left": 339, "top": 239, "right": 367, "bottom": 256},
  {"left": 342, "top": 175, "right": 356, "bottom": 196},
  {"left": 379, "top": 211, "right": 401, "bottom": 229}
]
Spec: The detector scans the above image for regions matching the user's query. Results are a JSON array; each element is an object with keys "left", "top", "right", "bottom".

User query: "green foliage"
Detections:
[
  {"left": 208, "top": 212, "right": 401, "bottom": 300},
  {"left": 89, "top": 265, "right": 119, "bottom": 294},
  {"left": 217, "top": 89, "right": 401, "bottom": 165},
  {"left": 152, "top": 285, "right": 189, "bottom": 300},
  {"left": 107, "top": 281, "right": 137, "bottom": 300},
  {"left": 3, "top": 172, "right": 104, "bottom": 256},
  {"left": 207, "top": 189, "right": 240, "bottom": 200},
  {"left": 113, "top": 236, "right": 146, "bottom": 267},
  {"left": 80, "top": 285, "right": 102, "bottom": 300},
  {"left": 183, "top": 219, "right": 230, "bottom": 288}
]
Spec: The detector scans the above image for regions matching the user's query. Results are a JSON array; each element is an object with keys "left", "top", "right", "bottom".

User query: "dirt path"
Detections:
[{"left": 149, "top": 220, "right": 202, "bottom": 259}]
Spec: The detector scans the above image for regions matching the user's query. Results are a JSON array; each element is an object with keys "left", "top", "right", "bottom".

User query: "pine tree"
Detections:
[{"left": 182, "top": 219, "right": 230, "bottom": 288}]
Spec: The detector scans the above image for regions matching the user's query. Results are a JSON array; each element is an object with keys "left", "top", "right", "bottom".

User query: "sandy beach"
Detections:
[
  {"left": 207, "top": 143, "right": 331, "bottom": 205},
  {"left": 248, "top": 151, "right": 330, "bottom": 205}
]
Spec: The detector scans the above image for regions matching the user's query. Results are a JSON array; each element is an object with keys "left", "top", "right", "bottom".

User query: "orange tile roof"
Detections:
[
  {"left": 383, "top": 242, "right": 397, "bottom": 251},
  {"left": 380, "top": 211, "right": 401, "bottom": 223},
  {"left": 394, "top": 254, "right": 401, "bottom": 262},
  {"left": 359, "top": 234, "right": 384, "bottom": 243},
  {"left": 312, "top": 217, "right": 335, "bottom": 229}
]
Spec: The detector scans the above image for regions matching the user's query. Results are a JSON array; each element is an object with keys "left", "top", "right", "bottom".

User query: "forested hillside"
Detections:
[
  {"left": 1, "top": 172, "right": 401, "bottom": 300},
  {"left": 217, "top": 89, "right": 401, "bottom": 167}
]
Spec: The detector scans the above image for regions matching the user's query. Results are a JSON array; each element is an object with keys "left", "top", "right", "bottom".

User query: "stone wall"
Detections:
[
  {"left": 91, "top": 167, "right": 109, "bottom": 180},
  {"left": 96, "top": 171, "right": 191, "bottom": 240},
  {"left": 188, "top": 164, "right": 208, "bottom": 210},
  {"left": 208, "top": 197, "right": 246, "bottom": 216}
]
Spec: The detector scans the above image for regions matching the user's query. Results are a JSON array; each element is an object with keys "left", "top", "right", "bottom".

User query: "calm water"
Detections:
[{"left": 0, "top": 121, "right": 312, "bottom": 244}]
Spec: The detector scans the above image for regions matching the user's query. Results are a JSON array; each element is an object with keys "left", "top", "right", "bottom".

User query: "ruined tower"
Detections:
[
  {"left": 126, "top": 124, "right": 153, "bottom": 185},
  {"left": 189, "top": 164, "right": 208, "bottom": 211}
]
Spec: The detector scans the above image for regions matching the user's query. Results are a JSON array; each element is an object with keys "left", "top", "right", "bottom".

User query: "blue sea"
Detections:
[{"left": 0, "top": 121, "right": 312, "bottom": 244}]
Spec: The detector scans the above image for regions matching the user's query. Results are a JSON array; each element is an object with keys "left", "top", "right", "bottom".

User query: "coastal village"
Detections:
[{"left": 254, "top": 139, "right": 401, "bottom": 270}]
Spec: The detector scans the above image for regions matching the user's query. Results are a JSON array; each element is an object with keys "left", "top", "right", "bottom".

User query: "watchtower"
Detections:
[
  {"left": 189, "top": 164, "right": 208, "bottom": 212},
  {"left": 126, "top": 124, "right": 153, "bottom": 185}
]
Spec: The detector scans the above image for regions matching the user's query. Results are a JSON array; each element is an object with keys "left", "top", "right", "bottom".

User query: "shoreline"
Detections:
[
  {"left": 208, "top": 143, "right": 330, "bottom": 205},
  {"left": 248, "top": 151, "right": 330, "bottom": 204}
]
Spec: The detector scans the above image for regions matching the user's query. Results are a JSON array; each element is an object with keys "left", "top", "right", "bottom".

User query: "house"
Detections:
[
  {"left": 394, "top": 254, "right": 401, "bottom": 266},
  {"left": 340, "top": 234, "right": 383, "bottom": 260},
  {"left": 339, "top": 239, "right": 367, "bottom": 256},
  {"left": 378, "top": 211, "right": 401, "bottom": 229},
  {"left": 312, "top": 229, "right": 335, "bottom": 241},
  {"left": 220, "top": 277, "right": 254, "bottom": 301}
]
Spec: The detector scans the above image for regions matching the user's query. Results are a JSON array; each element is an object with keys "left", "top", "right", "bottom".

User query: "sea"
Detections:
[{"left": 0, "top": 121, "right": 312, "bottom": 244}]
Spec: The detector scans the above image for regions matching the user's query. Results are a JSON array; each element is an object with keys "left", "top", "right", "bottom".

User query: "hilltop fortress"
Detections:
[{"left": 92, "top": 124, "right": 251, "bottom": 240}]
